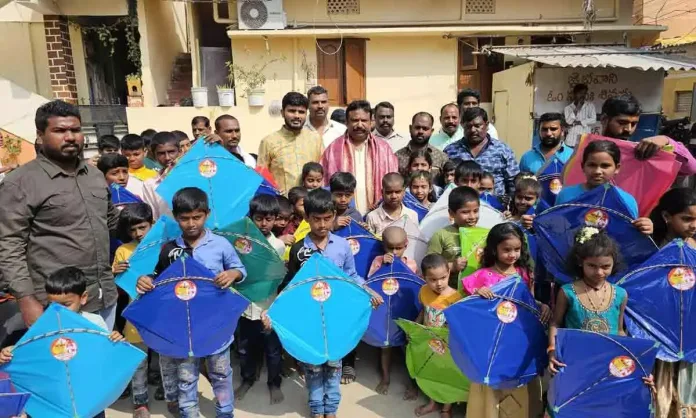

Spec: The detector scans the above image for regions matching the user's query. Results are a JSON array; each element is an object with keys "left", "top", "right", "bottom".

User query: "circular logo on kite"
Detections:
[
  {"left": 311, "top": 281, "right": 331, "bottom": 302},
  {"left": 198, "top": 159, "right": 218, "bottom": 178},
  {"left": 234, "top": 237, "right": 252, "bottom": 254},
  {"left": 382, "top": 278, "right": 399, "bottom": 296},
  {"left": 609, "top": 355, "right": 636, "bottom": 378},
  {"left": 175, "top": 280, "right": 197, "bottom": 301},
  {"left": 348, "top": 239, "right": 360, "bottom": 255},
  {"left": 549, "top": 178, "right": 563, "bottom": 195},
  {"left": 584, "top": 209, "right": 609, "bottom": 229},
  {"left": 50, "top": 337, "right": 78, "bottom": 361},
  {"left": 475, "top": 246, "right": 485, "bottom": 262},
  {"left": 667, "top": 267, "right": 695, "bottom": 291},
  {"left": 496, "top": 301, "right": 518, "bottom": 323},
  {"left": 428, "top": 339, "right": 446, "bottom": 355}
]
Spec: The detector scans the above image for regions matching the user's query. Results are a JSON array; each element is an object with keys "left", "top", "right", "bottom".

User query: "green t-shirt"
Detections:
[{"left": 426, "top": 224, "right": 464, "bottom": 286}]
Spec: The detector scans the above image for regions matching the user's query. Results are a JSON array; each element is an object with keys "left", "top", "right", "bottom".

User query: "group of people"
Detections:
[{"left": 0, "top": 83, "right": 694, "bottom": 418}]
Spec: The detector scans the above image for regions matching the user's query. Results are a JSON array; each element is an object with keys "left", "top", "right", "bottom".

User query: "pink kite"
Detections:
[{"left": 562, "top": 134, "right": 681, "bottom": 217}]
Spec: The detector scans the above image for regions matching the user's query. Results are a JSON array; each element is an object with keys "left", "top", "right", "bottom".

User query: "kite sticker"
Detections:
[
  {"left": 49, "top": 337, "right": 78, "bottom": 361},
  {"left": 382, "top": 278, "right": 400, "bottom": 296},
  {"left": 584, "top": 209, "right": 609, "bottom": 228},
  {"left": 174, "top": 280, "right": 197, "bottom": 301},
  {"left": 667, "top": 266, "right": 695, "bottom": 291},
  {"left": 334, "top": 220, "right": 383, "bottom": 280},
  {"left": 198, "top": 159, "right": 217, "bottom": 178},
  {"left": 311, "top": 281, "right": 332, "bottom": 302},
  {"left": 536, "top": 157, "right": 566, "bottom": 208},
  {"left": 233, "top": 237, "right": 253, "bottom": 255},
  {"left": 609, "top": 356, "right": 636, "bottom": 378}
]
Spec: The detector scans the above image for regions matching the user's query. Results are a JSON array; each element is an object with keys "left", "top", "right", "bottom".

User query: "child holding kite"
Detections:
[
  {"left": 454, "top": 161, "right": 484, "bottom": 191},
  {"left": 462, "top": 222, "right": 551, "bottom": 418},
  {"left": 141, "top": 132, "right": 181, "bottom": 221},
  {"left": 284, "top": 187, "right": 308, "bottom": 236},
  {"left": 366, "top": 173, "right": 420, "bottom": 237},
  {"left": 329, "top": 172, "right": 364, "bottom": 228},
  {"left": 408, "top": 171, "right": 436, "bottom": 209},
  {"left": 480, "top": 172, "right": 495, "bottom": 194},
  {"left": 504, "top": 174, "right": 541, "bottom": 230},
  {"left": 135, "top": 187, "right": 247, "bottom": 418},
  {"left": 414, "top": 254, "right": 462, "bottom": 418}
]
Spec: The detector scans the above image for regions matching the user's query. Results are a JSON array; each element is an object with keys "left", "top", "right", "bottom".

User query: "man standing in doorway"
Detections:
[
  {"left": 430, "top": 103, "right": 463, "bottom": 151},
  {"left": 519, "top": 113, "right": 574, "bottom": 173},
  {"left": 395, "top": 112, "right": 449, "bottom": 176},
  {"left": 457, "top": 89, "right": 499, "bottom": 140},
  {"left": 257, "top": 92, "right": 323, "bottom": 194},
  {"left": 304, "top": 86, "right": 346, "bottom": 148},
  {"left": 372, "top": 101, "right": 409, "bottom": 152},
  {"left": 444, "top": 107, "right": 519, "bottom": 195},
  {"left": 321, "top": 100, "right": 399, "bottom": 214},
  {"left": 564, "top": 83, "right": 597, "bottom": 147},
  {"left": 214, "top": 115, "right": 256, "bottom": 167},
  {"left": 0, "top": 100, "right": 119, "bottom": 329}
]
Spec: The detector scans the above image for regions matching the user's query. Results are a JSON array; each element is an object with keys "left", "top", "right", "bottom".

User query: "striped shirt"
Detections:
[
  {"left": 257, "top": 126, "right": 323, "bottom": 193},
  {"left": 564, "top": 101, "right": 597, "bottom": 147},
  {"left": 443, "top": 135, "right": 520, "bottom": 195}
]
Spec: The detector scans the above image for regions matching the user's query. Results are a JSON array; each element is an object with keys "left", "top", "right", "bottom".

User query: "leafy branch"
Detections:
[{"left": 227, "top": 55, "right": 286, "bottom": 98}]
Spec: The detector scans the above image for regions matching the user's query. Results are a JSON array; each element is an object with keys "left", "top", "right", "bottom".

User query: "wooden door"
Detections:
[
  {"left": 344, "top": 38, "right": 366, "bottom": 103},
  {"left": 317, "top": 39, "right": 344, "bottom": 106}
]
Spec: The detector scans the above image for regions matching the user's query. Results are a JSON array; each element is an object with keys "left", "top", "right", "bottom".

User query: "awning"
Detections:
[{"left": 484, "top": 44, "right": 696, "bottom": 71}]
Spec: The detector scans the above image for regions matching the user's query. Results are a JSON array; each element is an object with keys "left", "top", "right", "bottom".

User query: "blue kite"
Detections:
[
  {"left": 115, "top": 215, "right": 181, "bottom": 300},
  {"left": 110, "top": 183, "right": 142, "bottom": 208},
  {"left": 0, "top": 304, "right": 145, "bottom": 418},
  {"left": 255, "top": 178, "right": 281, "bottom": 197},
  {"left": 403, "top": 192, "right": 429, "bottom": 222},
  {"left": 362, "top": 258, "right": 424, "bottom": 347},
  {"left": 156, "top": 140, "right": 263, "bottom": 229},
  {"left": 533, "top": 184, "right": 658, "bottom": 284},
  {"left": 0, "top": 373, "right": 29, "bottom": 418},
  {"left": 616, "top": 239, "right": 696, "bottom": 362},
  {"left": 480, "top": 192, "right": 505, "bottom": 212},
  {"left": 334, "top": 220, "right": 384, "bottom": 280},
  {"left": 445, "top": 275, "right": 547, "bottom": 389},
  {"left": 536, "top": 157, "right": 565, "bottom": 209},
  {"left": 123, "top": 256, "right": 250, "bottom": 359},
  {"left": 547, "top": 329, "right": 658, "bottom": 418},
  {"left": 268, "top": 253, "right": 372, "bottom": 365}
]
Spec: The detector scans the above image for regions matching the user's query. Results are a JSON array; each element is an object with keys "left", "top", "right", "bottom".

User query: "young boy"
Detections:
[
  {"left": 414, "top": 254, "right": 462, "bottom": 417},
  {"left": 140, "top": 129, "right": 162, "bottom": 171},
  {"left": 142, "top": 132, "right": 181, "bottom": 220},
  {"left": 426, "top": 186, "right": 480, "bottom": 287},
  {"left": 88, "top": 134, "right": 121, "bottom": 166},
  {"left": 235, "top": 194, "right": 286, "bottom": 406},
  {"left": 97, "top": 153, "right": 145, "bottom": 200},
  {"left": 329, "top": 172, "right": 363, "bottom": 230},
  {"left": 136, "top": 187, "right": 246, "bottom": 418},
  {"left": 271, "top": 189, "right": 382, "bottom": 418},
  {"left": 172, "top": 130, "right": 192, "bottom": 155},
  {"left": 366, "top": 173, "right": 419, "bottom": 237},
  {"left": 367, "top": 225, "right": 419, "bottom": 398},
  {"left": 284, "top": 186, "right": 308, "bottom": 235},
  {"left": 455, "top": 160, "right": 484, "bottom": 191},
  {"left": 121, "top": 134, "right": 158, "bottom": 182},
  {"left": 274, "top": 195, "right": 296, "bottom": 247},
  {"left": 111, "top": 203, "right": 160, "bottom": 418},
  {"left": 480, "top": 172, "right": 495, "bottom": 194}
]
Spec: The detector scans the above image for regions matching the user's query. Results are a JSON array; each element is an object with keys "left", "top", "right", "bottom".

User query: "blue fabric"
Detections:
[
  {"left": 110, "top": 183, "right": 142, "bottom": 207},
  {"left": 403, "top": 192, "right": 429, "bottom": 222},
  {"left": 479, "top": 192, "right": 505, "bottom": 212},
  {"left": 0, "top": 376, "right": 30, "bottom": 417},
  {"left": 445, "top": 275, "right": 547, "bottom": 389},
  {"left": 303, "top": 231, "right": 366, "bottom": 285},
  {"left": 617, "top": 239, "right": 696, "bottom": 362},
  {"left": 268, "top": 253, "right": 372, "bottom": 365},
  {"left": 333, "top": 222, "right": 382, "bottom": 283},
  {"left": 174, "top": 229, "right": 247, "bottom": 278},
  {"left": 0, "top": 304, "right": 145, "bottom": 418},
  {"left": 157, "top": 141, "right": 263, "bottom": 229},
  {"left": 255, "top": 178, "right": 281, "bottom": 197},
  {"left": 115, "top": 216, "right": 181, "bottom": 300},
  {"left": 537, "top": 158, "right": 566, "bottom": 209},
  {"left": 556, "top": 184, "right": 639, "bottom": 219},
  {"left": 362, "top": 258, "right": 424, "bottom": 347},
  {"left": 547, "top": 329, "right": 658, "bottom": 418},
  {"left": 533, "top": 184, "right": 658, "bottom": 284},
  {"left": 123, "top": 256, "right": 250, "bottom": 359},
  {"left": 562, "top": 283, "right": 627, "bottom": 335},
  {"left": 519, "top": 144, "right": 574, "bottom": 174},
  {"left": 443, "top": 135, "right": 520, "bottom": 195}
]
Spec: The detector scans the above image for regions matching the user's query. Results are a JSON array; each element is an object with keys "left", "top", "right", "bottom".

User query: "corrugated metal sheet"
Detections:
[
  {"left": 654, "top": 35, "right": 696, "bottom": 49},
  {"left": 486, "top": 44, "right": 696, "bottom": 71}
]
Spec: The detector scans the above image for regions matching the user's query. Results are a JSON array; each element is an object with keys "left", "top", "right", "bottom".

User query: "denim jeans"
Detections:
[
  {"left": 131, "top": 343, "right": 149, "bottom": 406},
  {"left": 238, "top": 317, "right": 283, "bottom": 388},
  {"left": 178, "top": 347, "right": 234, "bottom": 418},
  {"left": 305, "top": 360, "right": 342, "bottom": 416},
  {"left": 159, "top": 355, "right": 180, "bottom": 403},
  {"left": 97, "top": 303, "right": 117, "bottom": 331}
]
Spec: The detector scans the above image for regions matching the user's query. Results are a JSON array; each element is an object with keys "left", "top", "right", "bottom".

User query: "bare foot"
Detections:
[
  {"left": 341, "top": 365, "right": 356, "bottom": 385},
  {"left": 235, "top": 382, "right": 253, "bottom": 401},
  {"left": 326, "top": 415, "right": 336, "bottom": 418},
  {"left": 403, "top": 383, "right": 419, "bottom": 401},
  {"left": 375, "top": 378, "right": 390, "bottom": 395},
  {"left": 269, "top": 386, "right": 284, "bottom": 405},
  {"left": 440, "top": 404, "right": 452, "bottom": 418},
  {"left": 414, "top": 400, "right": 438, "bottom": 416}
]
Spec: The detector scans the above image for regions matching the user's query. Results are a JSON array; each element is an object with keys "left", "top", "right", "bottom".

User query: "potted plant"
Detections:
[
  {"left": 191, "top": 86, "right": 208, "bottom": 108},
  {"left": 300, "top": 50, "right": 317, "bottom": 91},
  {"left": 216, "top": 83, "right": 235, "bottom": 107},
  {"left": 228, "top": 55, "right": 285, "bottom": 107}
]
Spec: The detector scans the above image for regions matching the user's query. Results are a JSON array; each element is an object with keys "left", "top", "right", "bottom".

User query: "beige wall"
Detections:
[
  {"left": 641, "top": 0, "right": 696, "bottom": 39},
  {"left": 56, "top": 0, "right": 128, "bottom": 16},
  {"left": 68, "top": 24, "right": 90, "bottom": 104},
  {"left": 0, "top": 22, "right": 51, "bottom": 98},
  {"left": 138, "top": 0, "right": 188, "bottom": 106},
  {"left": 662, "top": 72, "right": 696, "bottom": 118}
]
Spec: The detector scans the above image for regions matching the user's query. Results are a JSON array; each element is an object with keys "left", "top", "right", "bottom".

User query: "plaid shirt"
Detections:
[
  {"left": 395, "top": 144, "right": 449, "bottom": 177},
  {"left": 444, "top": 135, "right": 520, "bottom": 195}
]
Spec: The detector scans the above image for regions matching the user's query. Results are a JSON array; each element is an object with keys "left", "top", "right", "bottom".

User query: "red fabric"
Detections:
[{"left": 255, "top": 166, "right": 278, "bottom": 189}]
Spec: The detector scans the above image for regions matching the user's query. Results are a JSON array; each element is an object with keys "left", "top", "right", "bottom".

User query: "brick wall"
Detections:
[{"left": 44, "top": 15, "right": 78, "bottom": 104}]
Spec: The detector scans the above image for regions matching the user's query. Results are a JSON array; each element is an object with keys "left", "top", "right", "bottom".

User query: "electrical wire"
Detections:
[{"left": 314, "top": 0, "right": 344, "bottom": 56}]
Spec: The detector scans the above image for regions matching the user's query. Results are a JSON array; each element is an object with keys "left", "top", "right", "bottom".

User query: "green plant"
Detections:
[
  {"left": 216, "top": 83, "right": 234, "bottom": 90},
  {"left": 227, "top": 55, "right": 285, "bottom": 98}
]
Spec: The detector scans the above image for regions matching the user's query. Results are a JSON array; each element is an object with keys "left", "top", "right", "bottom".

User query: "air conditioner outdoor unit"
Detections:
[{"left": 237, "top": 0, "right": 287, "bottom": 30}]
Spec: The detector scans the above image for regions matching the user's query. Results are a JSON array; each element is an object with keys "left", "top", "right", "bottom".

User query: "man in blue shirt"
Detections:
[
  {"left": 444, "top": 107, "right": 519, "bottom": 195},
  {"left": 519, "top": 112, "right": 575, "bottom": 174}
]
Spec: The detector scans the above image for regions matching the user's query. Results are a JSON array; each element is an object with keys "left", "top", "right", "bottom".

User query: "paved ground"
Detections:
[{"left": 106, "top": 344, "right": 468, "bottom": 417}]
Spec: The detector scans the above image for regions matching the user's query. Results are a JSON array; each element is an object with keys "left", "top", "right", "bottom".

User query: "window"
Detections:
[
  {"left": 676, "top": 90, "right": 693, "bottom": 114},
  {"left": 327, "top": 0, "right": 360, "bottom": 15},
  {"left": 316, "top": 38, "right": 366, "bottom": 106},
  {"left": 465, "top": 0, "right": 495, "bottom": 14}
]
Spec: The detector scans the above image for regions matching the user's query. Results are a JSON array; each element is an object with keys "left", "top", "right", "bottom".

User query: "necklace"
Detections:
[
  {"left": 583, "top": 281, "right": 609, "bottom": 312},
  {"left": 493, "top": 263, "right": 516, "bottom": 276}
]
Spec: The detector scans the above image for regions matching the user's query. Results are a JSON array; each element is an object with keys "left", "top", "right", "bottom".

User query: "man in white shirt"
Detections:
[
  {"left": 304, "top": 86, "right": 346, "bottom": 148},
  {"left": 564, "top": 83, "right": 597, "bottom": 147},
  {"left": 457, "top": 89, "right": 499, "bottom": 140},
  {"left": 215, "top": 114, "right": 256, "bottom": 167},
  {"left": 372, "top": 101, "right": 409, "bottom": 151}
]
